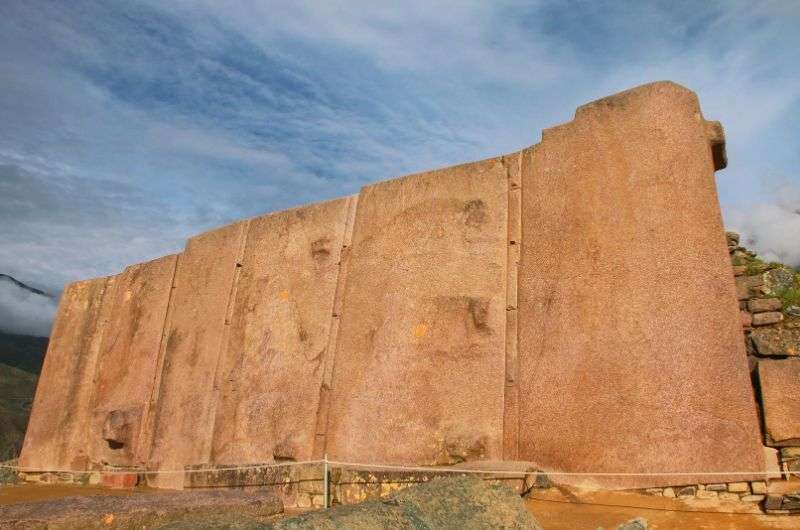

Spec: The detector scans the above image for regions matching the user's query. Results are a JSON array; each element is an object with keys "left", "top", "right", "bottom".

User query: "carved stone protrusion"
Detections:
[
  {"left": 102, "top": 409, "right": 133, "bottom": 449},
  {"left": 705, "top": 120, "right": 727, "bottom": 170}
]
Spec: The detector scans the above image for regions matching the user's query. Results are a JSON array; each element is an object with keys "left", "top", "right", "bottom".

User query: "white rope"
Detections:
[
  {"left": 327, "top": 460, "right": 792, "bottom": 478},
  {"left": 1, "top": 458, "right": 792, "bottom": 478},
  {"left": 1, "top": 459, "right": 324, "bottom": 475}
]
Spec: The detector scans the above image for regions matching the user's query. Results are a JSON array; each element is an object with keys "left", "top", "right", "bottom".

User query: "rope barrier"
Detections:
[
  {"left": 525, "top": 495, "right": 782, "bottom": 517},
  {"left": 327, "top": 460, "right": 791, "bottom": 478},
  {"left": 0, "top": 458, "right": 792, "bottom": 478},
  {"left": 3, "top": 458, "right": 794, "bottom": 517},
  {"left": 0, "top": 459, "right": 324, "bottom": 475}
]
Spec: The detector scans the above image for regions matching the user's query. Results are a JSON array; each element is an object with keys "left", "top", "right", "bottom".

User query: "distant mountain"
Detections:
[
  {"left": 0, "top": 331, "right": 48, "bottom": 374},
  {"left": 0, "top": 362, "right": 38, "bottom": 461},
  {"left": 0, "top": 274, "right": 54, "bottom": 299},
  {"left": 0, "top": 273, "right": 58, "bottom": 337},
  {"left": 0, "top": 276, "right": 53, "bottom": 459},
  {"left": 0, "top": 332, "right": 47, "bottom": 460}
]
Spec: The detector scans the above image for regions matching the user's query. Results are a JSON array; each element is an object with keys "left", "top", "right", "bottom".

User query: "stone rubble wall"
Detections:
[{"left": 18, "top": 81, "right": 769, "bottom": 492}]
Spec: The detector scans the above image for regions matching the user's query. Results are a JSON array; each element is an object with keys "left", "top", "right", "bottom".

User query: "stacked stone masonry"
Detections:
[{"left": 21, "top": 82, "right": 793, "bottom": 507}]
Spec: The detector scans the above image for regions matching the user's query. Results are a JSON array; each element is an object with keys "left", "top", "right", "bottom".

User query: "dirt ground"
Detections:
[
  {"left": 0, "top": 483, "right": 284, "bottom": 529},
  {"left": 526, "top": 488, "right": 800, "bottom": 530},
  {"left": 3, "top": 482, "right": 800, "bottom": 529}
]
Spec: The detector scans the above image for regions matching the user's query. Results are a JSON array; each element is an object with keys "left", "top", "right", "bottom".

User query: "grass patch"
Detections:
[
  {"left": 770, "top": 268, "right": 800, "bottom": 310},
  {"left": 0, "top": 363, "right": 38, "bottom": 463}
]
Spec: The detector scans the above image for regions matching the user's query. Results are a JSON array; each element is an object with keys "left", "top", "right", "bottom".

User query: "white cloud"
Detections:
[
  {"left": 0, "top": 277, "right": 57, "bottom": 337},
  {"left": 726, "top": 178, "right": 800, "bottom": 267},
  {"left": 0, "top": 0, "right": 798, "bottom": 298}
]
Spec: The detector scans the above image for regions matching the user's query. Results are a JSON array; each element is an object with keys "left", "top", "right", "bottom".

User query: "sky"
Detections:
[{"left": 0, "top": 1, "right": 798, "bottom": 335}]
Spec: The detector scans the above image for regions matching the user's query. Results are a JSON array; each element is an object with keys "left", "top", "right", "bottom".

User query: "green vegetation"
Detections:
[
  {"left": 733, "top": 244, "right": 799, "bottom": 311},
  {"left": 774, "top": 270, "right": 800, "bottom": 310},
  {"left": 742, "top": 256, "right": 784, "bottom": 276},
  {"left": 0, "top": 363, "right": 38, "bottom": 462},
  {"left": 0, "top": 331, "right": 48, "bottom": 373},
  {"left": 0, "top": 332, "right": 46, "bottom": 464}
]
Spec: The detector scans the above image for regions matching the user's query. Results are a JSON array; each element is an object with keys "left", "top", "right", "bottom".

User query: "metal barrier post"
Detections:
[{"left": 323, "top": 454, "right": 329, "bottom": 509}]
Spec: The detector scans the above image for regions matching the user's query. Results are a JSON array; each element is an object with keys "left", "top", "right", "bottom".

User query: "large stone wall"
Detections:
[
  {"left": 20, "top": 81, "right": 768, "bottom": 489},
  {"left": 516, "top": 83, "right": 764, "bottom": 488}
]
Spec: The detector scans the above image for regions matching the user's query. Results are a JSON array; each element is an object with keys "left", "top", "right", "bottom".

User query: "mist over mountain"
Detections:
[{"left": 0, "top": 274, "right": 57, "bottom": 337}]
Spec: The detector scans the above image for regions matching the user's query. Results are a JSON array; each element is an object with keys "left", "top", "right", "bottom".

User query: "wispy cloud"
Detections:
[
  {"left": 0, "top": 276, "right": 57, "bottom": 337},
  {"left": 727, "top": 178, "right": 800, "bottom": 266},
  {"left": 0, "top": 1, "right": 798, "bottom": 337}
]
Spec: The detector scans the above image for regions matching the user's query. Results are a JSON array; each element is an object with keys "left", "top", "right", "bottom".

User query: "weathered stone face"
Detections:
[
  {"left": 323, "top": 156, "right": 510, "bottom": 465},
  {"left": 758, "top": 359, "right": 800, "bottom": 446},
  {"left": 89, "top": 254, "right": 177, "bottom": 467},
  {"left": 145, "top": 221, "right": 248, "bottom": 488},
  {"left": 20, "top": 277, "right": 113, "bottom": 470},
  {"left": 751, "top": 318, "right": 800, "bottom": 357},
  {"left": 210, "top": 197, "right": 353, "bottom": 465},
  {"left": 20, "top": 81, "right": 766, "bottom": 490},
  {"left": 515, "top": 82, "right": 764, "bottom": 488}
]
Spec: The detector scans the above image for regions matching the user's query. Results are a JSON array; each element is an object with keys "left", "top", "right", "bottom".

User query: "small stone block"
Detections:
[
  {"left": 311, "top": 494, "right": 325, "bottom": 508},
  {"left": 727, "top": 482, "right": 749, "bottom": 493},
  {"left": 751, "top": 481, "right": 767, "bottom": 494},
  {"left": 764, "top": 494, "right": 784, "bottom": 510},
  {"left": 780, "top": 447, "right": 800, "bottom": 459},
  {"left": 296, "top": 494, "right": 312, "bottom": 509},
  {"left": 645, "top": 488, "right": 662, "bottom": 496},
  {"left": 662, "top": 487, "right": 675, "bottom": 498},
  {"left": 766, "top": 509, "right": 791, "bottom": 515},
  {"left": 677, "top": 486, "right": 696, "bottom": 498},
  {"left": 752, "top": 312, "right": 784, "bottom": 326},
  {"left": 741, "top": 311, "right": 752, "bottom": 328},
  {"left": 718, "top": 492, "right": 740, "bottom": 501},
  {"left": 748, "top": 298, "right": 783, "bottom": 313},
  {"left": 696, "top": 490, "right": 718, "bottom": 499},
  {"left": 741, "top": 495, "right": 765, "bottom": 502},
  {"left": 706, "top": 483, "right": 727, "bottom": 492},
  {"left": 100, "top": 472, "right": 137, "bottom": 489}
]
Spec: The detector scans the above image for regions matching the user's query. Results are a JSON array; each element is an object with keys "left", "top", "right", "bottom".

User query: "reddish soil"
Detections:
[{"left": 526, "top": 488, "right": 800, "bottom": 530}]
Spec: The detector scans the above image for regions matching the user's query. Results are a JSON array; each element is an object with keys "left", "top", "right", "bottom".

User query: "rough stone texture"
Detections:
[
  {"left": 751, "top": 319, "right": 800, "bottom": 357},
  {"left": 752, "top": 311, "right": 784, "bottom": 326},
  {"left": 736, "top": 275, "right": 764, "bottom": 300},
  {"left": 89, "top": 255, "right": 177, "bottom": 468},
  {"left": 758, "top": 359, "right": 800, "bottom": 446},
  {"left": 211, "top": 198, "right": 352, "bottom": 464},
  {"left": 146, "top": 221, "right": 248, "bottom": 488},
  {"left": 616, "top": 518, "right": 648, "bottom": 530},
  {"left": 100, "top": 472, "right": 138, "bottom": 489},
  {"left": 516, "top": 82, "right": 764, "bottom": 489},
  {"left": 0, "top": 488, "right": 283, "bottom": 528},
  {"left": 268, "top": 477, "right": 542, "bottom": 529},
  {"left": 19, "top": 277, "right": 113, "bottom": 471},
  {"left": 20, "top": 81, "right": 766, "bottom": 492},
  {"left": 748, "top": 298, "right": 782, "bottom": 313},
  {"left": 324, "top": 157, "right": 509, "bottom": 465}
]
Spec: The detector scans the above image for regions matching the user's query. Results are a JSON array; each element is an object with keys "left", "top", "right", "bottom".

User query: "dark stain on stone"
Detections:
[
  {"left": 468, "top": 298, "right": 490, "bottom": 331},
  {"left": 311, "top": 238, "right": 331, "bottom": 260},
  {"left": 297, "top": 324, "right": 309, "bottom": 342},
  {"left": 464, "top": 199, "right": 486, "bottom": 227},
  {"left": 166, "top": 329, "right": 182, "bottom": 355}
]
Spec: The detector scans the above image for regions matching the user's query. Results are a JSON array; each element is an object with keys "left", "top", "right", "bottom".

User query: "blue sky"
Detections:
[{"left": 0, "top": 1, "right": 799, "bottom": 333}]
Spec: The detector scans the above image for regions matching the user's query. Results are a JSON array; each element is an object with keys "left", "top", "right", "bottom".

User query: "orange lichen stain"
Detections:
[
  {"left": 412, "top": 323, "right": 428, "bottom": 338},
  {"left": 278, "top": 290, "right": 290, "bottom": 301},
  {"left": 102, "top": 513, "right": 115, "bottom": 525}
]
